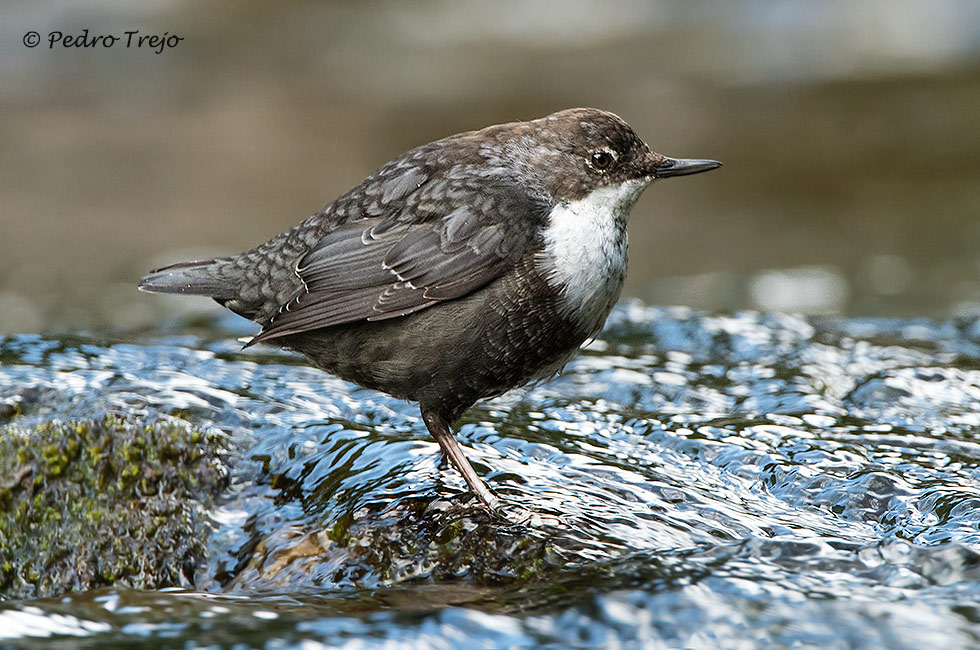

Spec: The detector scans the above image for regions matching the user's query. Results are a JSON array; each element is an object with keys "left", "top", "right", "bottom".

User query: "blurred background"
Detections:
[{"left": 2, "top": 0, "right": 979, "bottom": 335}]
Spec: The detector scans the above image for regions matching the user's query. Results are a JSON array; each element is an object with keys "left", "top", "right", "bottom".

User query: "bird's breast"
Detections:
[{"left": 535, "top": 180, "right": 643, "bottom": 335}]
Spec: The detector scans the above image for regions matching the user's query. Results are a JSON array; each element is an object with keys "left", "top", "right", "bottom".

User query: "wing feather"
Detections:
[{"left": 248, "top": 187, "right": 545, "bottom": 346}]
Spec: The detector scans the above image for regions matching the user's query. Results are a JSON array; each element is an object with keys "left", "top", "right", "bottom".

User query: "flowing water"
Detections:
[{"left": 2, "top": 303, "right": 980, "bottom": 648}]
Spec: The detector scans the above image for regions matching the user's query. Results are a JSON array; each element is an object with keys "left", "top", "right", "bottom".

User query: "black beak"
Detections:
[{"left": 653, "top": 157, "right": 722, "bottom": 179}]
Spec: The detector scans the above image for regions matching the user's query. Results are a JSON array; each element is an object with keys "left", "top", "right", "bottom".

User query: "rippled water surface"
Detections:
[{"left": 3, "top": 304, "right": 980, "bottom": 648}]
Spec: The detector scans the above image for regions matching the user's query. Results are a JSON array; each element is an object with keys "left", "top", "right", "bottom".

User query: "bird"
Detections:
[{"left": 139, "top": 108, "right": 720, "bottom": 509}]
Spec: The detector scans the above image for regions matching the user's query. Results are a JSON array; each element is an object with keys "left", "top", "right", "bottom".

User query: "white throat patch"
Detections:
[{"left": 538, "top": 178, "right": 649, "bottom": 331}]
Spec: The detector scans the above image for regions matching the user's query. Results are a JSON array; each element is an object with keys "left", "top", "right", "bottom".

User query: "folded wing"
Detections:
[{"left": 248, "top": 201, "right": 537, "bottom": 345}]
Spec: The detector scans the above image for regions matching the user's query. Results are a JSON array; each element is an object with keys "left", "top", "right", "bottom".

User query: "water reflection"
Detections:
[{"left": 3, "top": 304, "right": 980, "bottom": 644}]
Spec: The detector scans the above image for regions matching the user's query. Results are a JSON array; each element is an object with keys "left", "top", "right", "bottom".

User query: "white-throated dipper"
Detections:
[{"left": 139, "top": 108, "right": 720, "bottom": 509}]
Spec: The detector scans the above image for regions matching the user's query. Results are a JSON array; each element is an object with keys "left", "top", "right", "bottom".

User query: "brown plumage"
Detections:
[{"left": 139, "top": 108, "right": 721, "bottom": 508}]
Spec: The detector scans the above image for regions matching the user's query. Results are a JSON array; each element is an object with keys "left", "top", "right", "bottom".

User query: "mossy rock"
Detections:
[
  {"left": 0, "top": 414, "right": 228, "bottom": 599},
  {"left": 225, "top": 490, "right": 560, "bottom": 592}
]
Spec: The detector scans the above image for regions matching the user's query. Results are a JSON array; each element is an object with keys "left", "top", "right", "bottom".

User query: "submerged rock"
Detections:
[
  {"left": 224, "top": 495, "right": 557, "bottom": 593},
  {"left": 0, "top": 414, "right": 228, "bottom": 599}
]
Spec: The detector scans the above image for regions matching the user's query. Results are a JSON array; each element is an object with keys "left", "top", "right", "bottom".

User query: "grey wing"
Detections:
[{"left": 248, "top": 205, "right": 530, "bottom": 345}]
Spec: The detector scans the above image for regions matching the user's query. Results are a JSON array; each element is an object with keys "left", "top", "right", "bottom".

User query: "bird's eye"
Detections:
[{"left": 590, "top": 151, "right": 615, "bottom": 170}]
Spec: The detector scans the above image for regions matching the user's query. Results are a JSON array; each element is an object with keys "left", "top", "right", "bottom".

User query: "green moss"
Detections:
[
  {"left": 234, "top": 487, "right": 556, "bottom": 591},
  {"left": 0, "top": 414, "right": 228, "bottom": 599}
]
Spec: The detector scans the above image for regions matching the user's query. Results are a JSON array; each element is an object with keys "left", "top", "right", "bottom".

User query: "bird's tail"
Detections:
[{"left": 138, "top": 259, "right": 236, "bottom": 300}]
